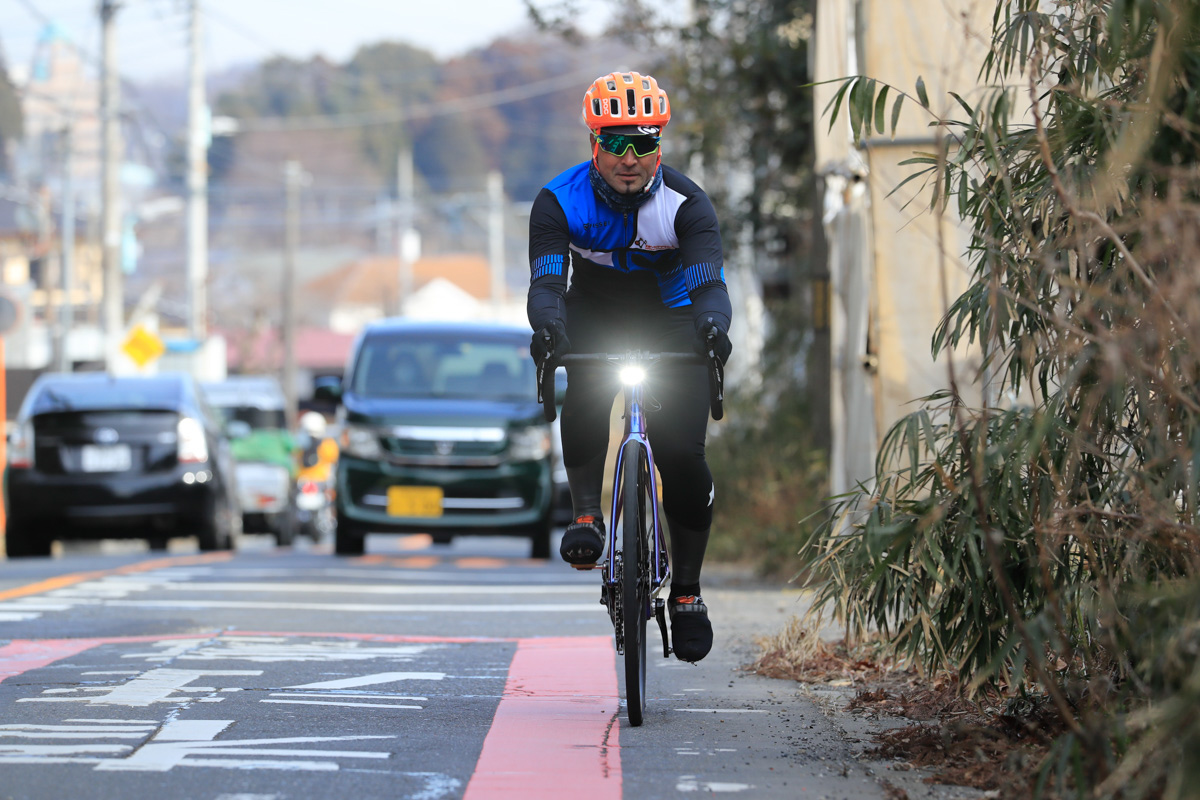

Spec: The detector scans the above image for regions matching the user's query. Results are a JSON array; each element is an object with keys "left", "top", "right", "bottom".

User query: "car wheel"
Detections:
[
  {"left": 197, "top": 497, "right": 233, "bottom": 552},
  {"left": 4, "top": 521, "right": 52, "bottom": 558},
  {"left": 430, "top": 533, "right": 453, "bottom": 546},
  {"left": 529, "top": 511, "right": 553, "bottom": 560},
  {"left": 334, "top": 509, "right": 365, "bottom": 556},
  {"left": 147, "top": 537, "right": 170, "bottom": 552},
  {"left": 272, "top": 510, "right": 296, "bottom": 547}
]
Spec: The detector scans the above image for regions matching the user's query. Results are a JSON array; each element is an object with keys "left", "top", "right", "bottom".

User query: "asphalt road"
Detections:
[{"left": 0, "top": 532, "right": 884, "bottom": 800}]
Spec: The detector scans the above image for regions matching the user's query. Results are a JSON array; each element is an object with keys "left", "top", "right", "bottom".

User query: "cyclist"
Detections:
[{"left": 527, "top": 71, "right": 733, "bottom": 663}]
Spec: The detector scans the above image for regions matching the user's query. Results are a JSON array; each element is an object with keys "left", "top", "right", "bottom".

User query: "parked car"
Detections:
[
  {"left": 201, "top": 376, "right": 297, "bottom": 545},
  {"left": 5, "top": 372, "right": 241, "bottom": 557},
  {"left": 316, "top": 320, "right": 557, "bottom": 558}
]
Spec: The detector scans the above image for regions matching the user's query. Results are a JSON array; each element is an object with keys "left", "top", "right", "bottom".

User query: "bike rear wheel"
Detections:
[{"left": 620, "top": 440, "right": 650, "bottom": 726}]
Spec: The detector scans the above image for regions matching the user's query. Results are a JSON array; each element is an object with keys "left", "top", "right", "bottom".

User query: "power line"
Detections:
[{"left": 11, "top": 0, "right": 173, "bottom": 141}]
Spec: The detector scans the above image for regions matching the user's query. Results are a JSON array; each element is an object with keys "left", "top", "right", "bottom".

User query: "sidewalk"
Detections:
[{"left": 706, "top": 562, "right": 991, "bottom": 800}]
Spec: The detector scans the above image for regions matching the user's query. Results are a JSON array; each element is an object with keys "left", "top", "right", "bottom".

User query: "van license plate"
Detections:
[
  {"left": 81, "top": 444, "right": 132, "bottom": 473},
  {"left": 387, "top": 486, "right": 443, "bottom": 517}
]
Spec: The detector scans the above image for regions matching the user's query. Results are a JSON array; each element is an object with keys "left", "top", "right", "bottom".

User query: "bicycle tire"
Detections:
[{"left": 620, "top": 439, "right": 650, "bottom": 726}]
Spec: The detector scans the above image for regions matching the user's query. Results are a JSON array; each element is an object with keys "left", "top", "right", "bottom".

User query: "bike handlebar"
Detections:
[{"left": 536, "top": 350, "right": 724, "bottom": 423}]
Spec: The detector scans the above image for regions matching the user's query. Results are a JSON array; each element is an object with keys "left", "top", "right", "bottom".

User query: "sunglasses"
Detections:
[{"left": 595, "top": 132, "right": 662, "bottom": 158}]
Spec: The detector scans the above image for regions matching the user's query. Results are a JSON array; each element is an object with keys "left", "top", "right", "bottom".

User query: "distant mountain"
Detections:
[{"left": 210, "top": 31, "right": 638, "bottom": 201}]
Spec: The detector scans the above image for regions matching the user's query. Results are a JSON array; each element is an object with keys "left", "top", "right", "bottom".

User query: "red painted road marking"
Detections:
[
  {"left": 0, "top": 639, "right": 106, "bottom": 682},
  {"left": 0, "top": 631, "right": 622, "bottom": 795},
  {"left": 463, "top": 636, "right": 621, "bottom": 800},
  {"left": 0, "top": 634, "right": 234, "bottom": 683}
]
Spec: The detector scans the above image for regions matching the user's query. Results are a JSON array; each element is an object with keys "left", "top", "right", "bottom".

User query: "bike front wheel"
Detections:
[{"left": 620, "top": 440, "right": 651, "bottom": 726}]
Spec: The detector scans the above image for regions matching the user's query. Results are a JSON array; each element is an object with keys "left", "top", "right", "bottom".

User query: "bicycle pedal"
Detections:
[{"left": 570, "top": 562, "right": 602, "bottom": 571}]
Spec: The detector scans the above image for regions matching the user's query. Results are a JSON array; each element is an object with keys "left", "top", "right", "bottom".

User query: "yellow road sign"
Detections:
[{"left": 122, "top": 325, "right": 165, "bottom": 368}]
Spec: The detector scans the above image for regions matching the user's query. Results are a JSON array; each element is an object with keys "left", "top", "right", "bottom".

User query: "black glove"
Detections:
[
  {"left": 530, "top": 319, "right": 570, "bottom": 363},
  {"left": 696, "top": 319, "right": 732, "bottom": 365}
]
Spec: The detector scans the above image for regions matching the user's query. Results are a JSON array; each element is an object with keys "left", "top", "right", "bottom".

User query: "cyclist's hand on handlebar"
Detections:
[
  {"left": 530, "top": 319, "right": 571, "bottom": 363},
  {"left": 695, "top": 320, "right": 732, "bottom": 365}
]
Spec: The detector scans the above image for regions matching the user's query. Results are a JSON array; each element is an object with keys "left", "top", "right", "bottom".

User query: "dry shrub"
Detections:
[{"left": 804, "top": 2, "right": 1200, "bottom": 797}]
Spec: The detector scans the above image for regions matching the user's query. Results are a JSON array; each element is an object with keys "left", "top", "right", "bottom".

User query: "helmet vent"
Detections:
[
  {"left": 643, "top": 96, "right": 653, "bottom": 115},
  {"left": 621, "top": 73, "right": 633, "bottom": 83},
  {"left": 606, "top": 80, "right": 617, "bottom": 91},
  {"left": 626, "top": 89, "right": 636, "bottom": 115},
  {"left": 592, "top": 99, "right": 601, "bottom": 115},
  {"left": 659, "top": 97, "right": 667, "bottom": 114},
  {"left": 642, "top": 79, "right": 650, "bottom": 90},
  {"left": 609, "top": 98, "right": 620, "bottom": 116}
]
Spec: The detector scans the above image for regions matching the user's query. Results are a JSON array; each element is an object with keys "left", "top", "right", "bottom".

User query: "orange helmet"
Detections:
[{"left": 582, "top": 71, "right": 671, "bottom": 135}]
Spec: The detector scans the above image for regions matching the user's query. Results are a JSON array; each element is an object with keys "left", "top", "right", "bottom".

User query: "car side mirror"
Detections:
[
  {"left": 313, "top": 377, "right": 343, "bottom": 403},
  {"left": 225, "top": 420, "right": 252, "bottom": 440}
]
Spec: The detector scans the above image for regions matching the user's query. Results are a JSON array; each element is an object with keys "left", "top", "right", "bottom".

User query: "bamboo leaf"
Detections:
[
  {"left": 825, "top": 79, "right": 853, "bottom": 133},
  {"left": 915, "top": 75, "right": 929, "bottom": 108},
  {"left": 890, "top": 93, "right": 904, "bottom": 137},
  {"left": 874, "top": 85, "right": 889, "bottom": 135}
]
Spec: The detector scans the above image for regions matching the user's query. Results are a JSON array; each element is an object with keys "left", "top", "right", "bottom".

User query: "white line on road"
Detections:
[
  {"left": 673, "top": 709, "right": 769, "bottom": 714},
  {"left": 269, "top": 693, "right": 428, "bottom": 700},
  {"left": 286, "top": 672, "right": 444, "bottom": 689},
  {"left": 155, "top": 581, "right": 596, "bottom": 595},
  {"left": 102, "top": 600, "right": 600, "bottom": 613},
  {"left": 260, "top": 700, "right": 423, "bottom": 709}
]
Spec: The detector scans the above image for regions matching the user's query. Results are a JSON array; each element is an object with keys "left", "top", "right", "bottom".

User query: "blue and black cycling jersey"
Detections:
[{"left": 526, "top": 161, "right": 732, "bottom": 335}]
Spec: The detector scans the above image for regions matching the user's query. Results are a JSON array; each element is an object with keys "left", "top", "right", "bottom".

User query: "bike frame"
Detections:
[{"left": 603, "top": 370, "right": 670, "bottom": 612}]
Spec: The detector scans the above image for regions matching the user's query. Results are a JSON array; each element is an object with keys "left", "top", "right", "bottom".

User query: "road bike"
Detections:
[{"left": 537, "top": 340, "right": 723, "bottom": 726}]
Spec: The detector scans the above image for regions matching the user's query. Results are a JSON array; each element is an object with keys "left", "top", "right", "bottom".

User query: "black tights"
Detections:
[{"left": 560, "top": 293, "right": 714, "bottom": 586}]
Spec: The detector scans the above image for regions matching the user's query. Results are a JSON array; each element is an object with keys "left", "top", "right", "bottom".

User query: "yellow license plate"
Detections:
[{"left": 387, "top": 486, "right": 444, "bottom": 517}]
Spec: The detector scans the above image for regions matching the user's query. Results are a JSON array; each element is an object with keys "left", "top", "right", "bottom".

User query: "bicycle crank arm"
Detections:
[{"left": 655, "top": 599, "right": 671, "bottom": 658}]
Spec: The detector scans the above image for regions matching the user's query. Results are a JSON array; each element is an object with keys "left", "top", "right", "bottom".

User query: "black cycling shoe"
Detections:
[
  {"left": 560, "top": 515, "right": 605, "bottom": 565},
  {"left": 669, "top": 594, "right": 713, "bottom": 663}
]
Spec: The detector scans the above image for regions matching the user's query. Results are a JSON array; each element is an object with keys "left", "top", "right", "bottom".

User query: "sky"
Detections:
[{"left": 1, "top": 0, "right": 620, "bottom": 81}]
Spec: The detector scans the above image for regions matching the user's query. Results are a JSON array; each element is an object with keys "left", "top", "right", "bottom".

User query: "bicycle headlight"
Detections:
[
  {"left": 341, "top": 423, "right": 384, "bottom": 459},
  {"left": 619, "top": 365, "right": 646, "bottom": 386},
  {"left": 508, "top": 425, "right": 551, "bottom": 461}
]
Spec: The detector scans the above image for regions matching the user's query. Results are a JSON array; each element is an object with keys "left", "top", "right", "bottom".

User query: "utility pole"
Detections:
[
  {"left": 186, "top": 0, "right": 208, "bottom": 343},
  {"left": 396, "top": 147, "right": 414, "bottom": 316},
  {"left": 487, "top": 170, "right": 505, "bottom": 304},
  {"left": 56, "top": 123, "right": 76, "bottom": 373},
  {"left": 100, "top": 0, "right": 123, "bottom": 371},
  {"left": 282, "top": 161, "right": 301, "bottom": 429}
]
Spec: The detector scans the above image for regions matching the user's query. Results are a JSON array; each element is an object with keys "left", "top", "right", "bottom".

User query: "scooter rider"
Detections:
[{"left": 526, "top": 71, "right": 733, "bottom": 663}]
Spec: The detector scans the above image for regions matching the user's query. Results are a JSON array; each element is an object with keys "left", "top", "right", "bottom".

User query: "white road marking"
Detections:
[
  {"left": 0, "top": 720, "right": 157, "bottom": 763},
  {"left": 158, "top": 581, "right": 595, "bottom": 595},
  {"left": 18, "top": 669, "right": 262, "bottom": 707},
  {"left": 677, "top": 777, "right": 755, "bottom": 792},
  {"left": 122, "top": 637, "right": 442, "bottom": 663},
  {"left": 261, "top": 700, "right": 423, "bottom": 709},
  {"left": 674, "top": 709, "right": 768, "bottom": 714},
  {"left": 286, "top": 672, "right": 444, "bottom": 689},
  {"left": 104, "top": 599, "right": 600, "bottom": 612},
  {"left": 269, "top": 693, "right": 428, "bottom": 700},
  {"left": 94, "top": 719, "right": 395, "bottom": 772}
]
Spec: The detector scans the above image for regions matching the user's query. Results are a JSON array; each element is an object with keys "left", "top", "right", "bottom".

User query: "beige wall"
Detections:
[{"left": 815, "top": 0, "right": 994, "bottom": 487}]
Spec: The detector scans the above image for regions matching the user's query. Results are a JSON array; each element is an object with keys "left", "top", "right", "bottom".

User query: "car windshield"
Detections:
[
  {"left": 353, "top": 334, "right": 536, "bottom": 401},
  {"left": 212, "top": 405, "right": 287, "bottom": 430},
  {"left": 30, "top": 378, "right": 182, "bottom": 415}
]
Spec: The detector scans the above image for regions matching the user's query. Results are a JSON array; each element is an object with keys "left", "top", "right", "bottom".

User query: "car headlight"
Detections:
[
  {"left": 341, "top": 423, "right": 384, "bottom": 459},
  {"left": 508, "top": 425, "right": 551, "bottom": 461}
]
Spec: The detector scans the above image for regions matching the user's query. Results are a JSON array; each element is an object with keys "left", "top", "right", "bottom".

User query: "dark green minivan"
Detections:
[{"left": 317, "top": 320, "right": 556, "bottom": 558}]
